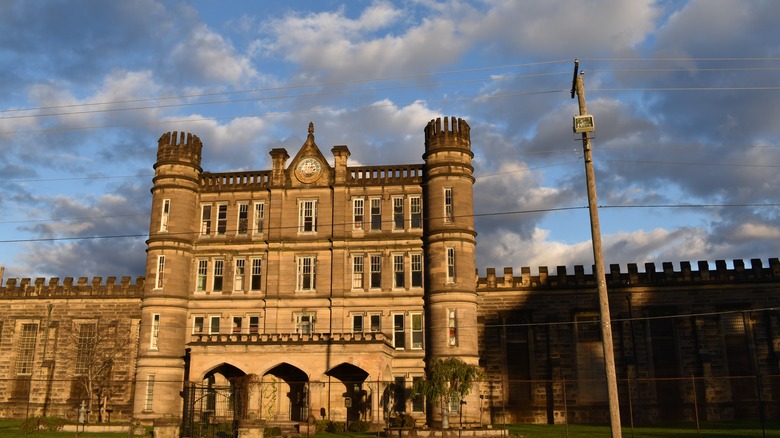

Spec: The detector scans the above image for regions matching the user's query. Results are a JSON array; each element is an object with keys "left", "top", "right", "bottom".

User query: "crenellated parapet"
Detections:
[
  {"left": 478, "top": 258, "right": 780, "bottom": 290},
  {"left": 0, "top": 276, "right": 145, "bottom": 298},
  {"left": 156, "top": 131, "right": 202, "bottom": 167},
  {"left": 424, "top": 116, "right": 471, "bottom": 150},
  {"left": 347, "top": 164, "right": 424, "bottom": 185}
]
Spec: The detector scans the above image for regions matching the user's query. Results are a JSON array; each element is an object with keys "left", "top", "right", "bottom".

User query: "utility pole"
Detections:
[{"left": 570, "top": 59, "right": 622, "bottom": 438}]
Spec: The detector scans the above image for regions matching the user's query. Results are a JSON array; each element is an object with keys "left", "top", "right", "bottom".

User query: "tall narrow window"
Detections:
[
  {"left": 237, "top": 203, "right": 249, "bottom": 235},
  {"left": 160, "top": 199, "right": 170, "bottom": 232},
  {"left": 412, "top": 376, "right": 424, "bottom": 412},
  {"left": 352, "top": 255, "right": 364, "bottom": 289},
  {"left": 254, "top": 202, "right": 265, "bottom": 234},
  {"left": 353, "top": 198, "right": 364, "bottom": 229},
  {"left": 196, "top": 260, "right": 208, "bottom": 291},
  {"left": 150, "top": 314, "right": 160, "bottom": 350},
  {"left": 209, "top": 316, "right": 221, "bottom": 334},
  {"left": 448, "top": 309, "right": 457, "bottom": 346},
  {"left": 297, "top": 256, "right": 316, "bottom": 291},
  {"left": 296, "top": 314, "right": 315, "bottom": 334},
  {"left": 15, "top": 323, "right": 38, "bottom": 375},
  {"left": 193, "top": 316, "right": 204, "bottom": 334},
  {"left": 75, "top": 323, "right": 97, "bottom": 375},
  {"left": 410, "top": 196, "right": 422, "bottom": 229},
  {"left": 370, "top": 314, "right": 381, "bottom": 332},
  {"left": 201, "top": 205, "right": 212, "bottom": 235},
  {"left": 723, "top": 312, "right": 756, "bottom": 402},
  {"left": 213, "top": 260, "right": 224, "bottom": 291},
  {"left": 393, "top": 254, "right": 405, "bottom": 288},
  {"left": 411, "top": 313, "right": 423, "bottom": 349},
  {"left": 411, "top": 253, "right": 423, "bottom": 288},
  {"left": 370, "top": 255, "right": 382, "bottom": 289},
  {"left": 575, "top": 313, "right": 607, "bottom": 402},
  {"left": 353, "top": 315, "right": 364, "bottom": 333},
  {"left": 394, "top": 314, "right": 406, "bottom": 349},
  {"left": 446, "top": 247, "right": 456, "bottom": 283},
  {"left": 444, "top": 188, "right": 454, "bottom": 223},
  {"left": 298, "top": 200, "right": 318, "bottom": 233},
  {"left": 394, "top": 376, "right": 406, "bottom": 413},
  {"left": 249, "top": 315, "right": 260, "bottom": 333},
  {"left": 251, "top": 258, "right": 262, "bottom": 291},
  {"left": 393, "top": 197, "right": 404, "bottom": 230},
  {"left": 234, "top": 259, "right": 245, "bottom": 291},
  {"left": 155, "top": 255, "right": 165, "bottom": 289},
  {"left": 144, "top": 374, "right": 156, "bottom": 411},
  {"left": 217, "top": 204, "right": 228, "bottom": 234},
  {"left": 370, "top": 198, "right": 382, "bottom": 230}
]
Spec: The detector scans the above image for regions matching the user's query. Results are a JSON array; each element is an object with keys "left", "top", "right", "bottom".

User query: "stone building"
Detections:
[{"left": 1, "top": 117, "right": 778, "bottom": 428}]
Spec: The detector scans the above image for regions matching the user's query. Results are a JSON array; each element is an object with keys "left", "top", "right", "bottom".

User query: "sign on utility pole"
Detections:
[{"left": 570, "top": 59, "right": 622, "bottom": 438}]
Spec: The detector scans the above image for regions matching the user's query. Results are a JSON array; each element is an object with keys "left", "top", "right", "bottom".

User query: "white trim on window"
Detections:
[
  {"left": 150, "top": 314, "right": 160, "bottom": 350},
  {"left": 160, "top": 199, "right": 170, "bottom": 232},
  {"left": 297, "top": 255, "right": 316, "bottom": 291}
]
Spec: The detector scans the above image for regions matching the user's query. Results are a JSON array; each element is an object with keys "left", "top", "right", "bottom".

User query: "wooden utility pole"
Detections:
[{"left": 571, "top": 59, "right": 622, "bottom": 438}]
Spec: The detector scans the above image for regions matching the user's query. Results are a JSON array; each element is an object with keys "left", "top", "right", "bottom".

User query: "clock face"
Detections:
[{"left": 295, "top": 157, "right": 322, "bottom": 182}]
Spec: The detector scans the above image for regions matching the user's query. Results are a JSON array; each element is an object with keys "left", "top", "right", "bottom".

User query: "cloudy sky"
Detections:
[{"left": 1, "top": 0, "right": 779, "bottom": 280}]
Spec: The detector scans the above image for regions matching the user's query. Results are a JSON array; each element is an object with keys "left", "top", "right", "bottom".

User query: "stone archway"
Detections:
[
  {"left": 326, "top": 363, "right": 370, "bottom": 423},
  {"left": 263, "top": 363, "right": 309, "bottom": 422}
]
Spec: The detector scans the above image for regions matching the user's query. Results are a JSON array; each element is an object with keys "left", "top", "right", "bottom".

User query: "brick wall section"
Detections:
[{"left": 0, "top": 277, "right": 143, "bottom": 421}]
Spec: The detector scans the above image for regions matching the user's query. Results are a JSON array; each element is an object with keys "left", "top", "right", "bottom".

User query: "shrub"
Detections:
[
  {"left": 347, "top": 420, "right": 369, "bottom": 432},
  {"left": 326, "top": 421, "right": 345, "bottom": 432},
  {"left": 40, "top": 417, "right": 66, "bottom": 431}
]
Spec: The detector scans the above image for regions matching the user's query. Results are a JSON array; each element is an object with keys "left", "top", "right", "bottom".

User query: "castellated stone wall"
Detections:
[
  {"left": 475, "top": 259, "right": 780, "bottom": 424},
  {"left": 0, "top": 277, "right": 143, "bottom": 422}
]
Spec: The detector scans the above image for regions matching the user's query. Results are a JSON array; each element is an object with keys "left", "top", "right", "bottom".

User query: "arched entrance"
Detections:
[
  {"left": 326, "top": 363, "right": 370, "bottom": 423},
  {"left": 263, "top": 363, "right": 309, "bottom": 422},
  {"left": 182, "top": 363, "right": 248, "bottom": 438}
]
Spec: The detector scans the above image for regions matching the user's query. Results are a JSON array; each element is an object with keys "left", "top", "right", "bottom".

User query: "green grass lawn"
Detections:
[{"left": 0, "top": 420, "right": 127, "bottom": 438}]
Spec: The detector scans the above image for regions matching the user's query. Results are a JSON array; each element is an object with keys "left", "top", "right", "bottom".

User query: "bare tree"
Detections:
[{"left": 69, "top": 319, "right": 134, "bottom": 422}]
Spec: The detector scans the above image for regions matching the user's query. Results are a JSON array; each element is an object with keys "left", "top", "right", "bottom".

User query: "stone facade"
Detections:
[{"left": 1, "top": 118, "right": 778, "bottom": 428}]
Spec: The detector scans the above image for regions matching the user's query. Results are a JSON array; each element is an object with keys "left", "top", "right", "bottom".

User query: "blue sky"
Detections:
[{"left": 1, "top": 0, "right": 779, "bottom": 279}]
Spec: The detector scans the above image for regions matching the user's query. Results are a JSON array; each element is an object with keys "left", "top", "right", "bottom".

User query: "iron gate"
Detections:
[{"left": 181, "top": 382, "right": 246, "bottom": 438}]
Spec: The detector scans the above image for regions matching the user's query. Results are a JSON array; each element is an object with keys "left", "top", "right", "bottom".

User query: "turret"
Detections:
[
  {"left": 422, "top": 117, "right": 479, "bottom": 425},
  {"left": 134, "top": 131, "right": 203, "bottom": 420}
]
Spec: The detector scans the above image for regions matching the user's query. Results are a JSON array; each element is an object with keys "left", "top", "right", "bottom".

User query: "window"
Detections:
[
  {"left": 393, "top": 254, "right": 405, "bottom": 288},
  {"left": 201, "top": 205, "right": 212, "bottom": 235},
  {"left": 411, "top": 313, "right": 423, "bottom": 349},
  {"left": 444, "top": 188, "right": 454, "bottom": 223},
  {"left": 352, "top": 255, "right": 364, "bottom": 289},
  {"left": 411, "top": 253, "right": 423, "bottom": 288},
  {"left": 370, "top": 198, "right": 382, "bottom": 230},
  {"left": 298, "top": 200, "right": 318, "bottom": 233},
  {"left": 393, "top": 314, "right": 406, "bottom": 349},
  {"left": 75, "top": 323, "right": 96, "bottom": 375},
  {"left": 249, "top": 315, "right": 260, "bottom": 334},
  {"left": 193, "top": 316, "right": 205, "bottom": 334},
  {"left": 353, "top": 315, "right": 364, "bottom": 333},
  {"left": 448, "top": 309, "right": 457, "bottom": 346},
  {"left": 217, "top": 204, "right": 228, "bottom": 235},
  {"left": 370, "top": 255, "right": 382, "bottom": 289},
  {"left": 353, "top": 198, "right": 364, "bottom": 229},
  {"left": 232, "top": 316, "right": 243, "bottom": 333},
  {"left": 160, "top": 199, "right": 170, "bottom": 232},
  {"left": 722, "top": 312, "right": 756, "bottom": 402},
  {"left": 144, "top": 374, "right": 155, "bottom": 411},
  {"left": 237, "top": 203, "right": 249, "bottom": 235},
  {"left": 370, "top": 314, "right": 381, "bottom": 332},
  {"left": 393, "top": 197, "right": 404, "bottom": 230},
  {"left": 410, "top": 196, "right": 422, "bottom": 229},
  {"left": 446, "top": 247, "right": 456, "bottom": 283},
  {"left": 394, "top": 376, "right": 406, "bottom": 413},
  {"left": 412, "top": 376, "right": 424, "bottom": 412},
  {"left": 234, "top": 259, "right": 245, "bottom": 291},
  {"left": 150, "top": 314, "right": 160, "bottom": 350},
  {"left": 196, "top": 260, "right": 208, "bottom": 291},
  {"left": 296, "top": 313, "right": 315, "bottom": 334},
  {"left": 251, "top": 258, "right": 262, "bottom": 291},
  {"left": 209, "top": 316, "right": 221, "bottom": 334},
  {"left": 15, "top": 323, "right": 38, "bottom": 375},
  {"left": 213, "top": 260, "right": 224, "bottom": 291},
  {"left": 254, "top": 202, "right": 265, "bottom": 234},
  {"left": 155, "top": 255, "right": 165, "bottom": 289},
  {"left": 505, "top": 313, "right": 532, "bottom": 404},
  {"left": 575, "top": 313, "right": 607, "bottom": 402},
  {"left": 297, "top": 256, "right": 316, "bottom": 291}
]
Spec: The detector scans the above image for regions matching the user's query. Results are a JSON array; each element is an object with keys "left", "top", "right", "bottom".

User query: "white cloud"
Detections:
[{"left": 171, "top": 24, "right": 256, "bottom": 85}]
